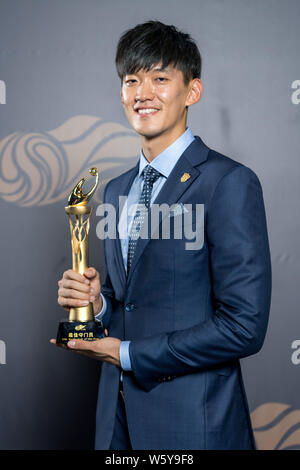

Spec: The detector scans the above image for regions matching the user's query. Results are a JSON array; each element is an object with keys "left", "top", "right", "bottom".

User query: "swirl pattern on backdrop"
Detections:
[
  {"left": 251, "top": 402, "right": 300, "bottom": 450},
  {"left": 0, "top": 115, "right": 140, "bottom": 206}
]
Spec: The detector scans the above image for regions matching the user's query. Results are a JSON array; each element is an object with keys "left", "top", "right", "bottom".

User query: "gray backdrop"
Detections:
[{"left": 0, "top": 0, "right": 299, "bottom": 450}]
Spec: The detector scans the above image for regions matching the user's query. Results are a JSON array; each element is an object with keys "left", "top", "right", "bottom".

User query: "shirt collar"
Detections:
[{"left": 138, "top": 127, "right": 195, "bottom": 179}]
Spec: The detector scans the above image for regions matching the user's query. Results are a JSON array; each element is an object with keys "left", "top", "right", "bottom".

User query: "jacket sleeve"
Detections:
[
  {"left": 129, "top": 165, "right": 272, "bottom": 391},
  {"left": 99, "top": 273, "right": 114, "bottom": 330}
]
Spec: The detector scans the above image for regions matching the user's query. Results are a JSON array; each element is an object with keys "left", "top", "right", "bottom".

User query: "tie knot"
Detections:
[{"left": 143, "top": 165, "right": 161, "bottom": 185}]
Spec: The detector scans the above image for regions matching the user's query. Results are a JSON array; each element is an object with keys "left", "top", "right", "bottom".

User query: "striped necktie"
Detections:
[{"left": 127, "top": 165, "right": 161, "bottom": 274}]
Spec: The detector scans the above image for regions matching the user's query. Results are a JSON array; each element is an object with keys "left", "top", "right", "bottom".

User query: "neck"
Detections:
[{"left": 140, "top": 124, "right": 187, "bottom": 162}]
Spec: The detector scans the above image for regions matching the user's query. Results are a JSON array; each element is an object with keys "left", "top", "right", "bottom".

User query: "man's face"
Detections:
[{"left": 120, "top": 65, "right": 193, "bottom": 140}]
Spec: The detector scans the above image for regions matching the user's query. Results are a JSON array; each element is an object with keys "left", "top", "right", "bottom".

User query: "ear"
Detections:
[
  {"left": 120, "top": 88, "right": 124, "bottom": 105},
  {"left": 185, "top": 79, "right": 203, "bottom": 107}
]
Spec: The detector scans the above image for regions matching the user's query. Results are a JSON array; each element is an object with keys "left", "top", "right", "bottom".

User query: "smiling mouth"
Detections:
[{"left": 135, "top": 108, "right": 160, "bottom": 116}]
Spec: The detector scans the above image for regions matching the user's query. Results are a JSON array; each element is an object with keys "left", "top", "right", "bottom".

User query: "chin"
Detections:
[
  {"left": 137, "top": 130, "right": 165, "bottom": 140},
  {"left": 132, "top": 124, "right": 165, "bottom": 139}
]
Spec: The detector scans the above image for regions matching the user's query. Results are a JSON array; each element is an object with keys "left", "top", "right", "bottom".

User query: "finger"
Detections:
[
  {"left": 63, "top": 269, "right": 90, "bottom": 285},
  {"left": 58, "top": 287, "right": 94, "bottom": 301},
  {"left": 104, "top": 329, "right": 109, "bottom": 336},
  {"left": 58, "top": 296, "right": 90, "bottom": 308},
  {"left": 59, "top": 279, "right": 91, "bottom": 293},
  {"left": 67, "top": 339, "right": 95, "bottom": 351},
  {"left": 84, "top": 267, "right": 99, "bottom": 279}
]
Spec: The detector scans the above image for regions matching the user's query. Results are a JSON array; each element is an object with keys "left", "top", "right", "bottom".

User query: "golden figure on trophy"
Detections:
[{"left": 56, "top": 167, "right": 104, "bottom": 343}]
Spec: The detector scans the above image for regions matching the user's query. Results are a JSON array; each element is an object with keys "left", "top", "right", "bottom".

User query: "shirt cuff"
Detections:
[
  {"left": 119, "top": 341, "right": 132, "bottom": 371},
  {"left": 94, "top": 293, "right": 107, "bottom": 322}
]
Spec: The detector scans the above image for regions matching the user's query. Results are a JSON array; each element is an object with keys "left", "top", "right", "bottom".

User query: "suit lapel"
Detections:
[
  {"left": 126, "top": 136, "right": 209, "bottom": 285},
  {"left": 113, "top": 162, "right": 139, "bottom": 290}
]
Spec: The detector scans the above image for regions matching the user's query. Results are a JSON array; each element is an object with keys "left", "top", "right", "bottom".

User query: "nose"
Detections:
[{"left": 135, "top": 78, "right": 155, "bottom": 102}]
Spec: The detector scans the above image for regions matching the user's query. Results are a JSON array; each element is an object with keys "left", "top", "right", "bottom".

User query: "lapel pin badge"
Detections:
[{"left": 180, "top": 172, "right": 191, "bottom": 183}]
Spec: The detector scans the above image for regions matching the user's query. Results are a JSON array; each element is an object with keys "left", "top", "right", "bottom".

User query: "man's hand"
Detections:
[
  {"left": 50, "top": 336, "right": 121, "bottom": 367},
  {"left": 57, "top": 267, "right": 103, "bottom": 316}
]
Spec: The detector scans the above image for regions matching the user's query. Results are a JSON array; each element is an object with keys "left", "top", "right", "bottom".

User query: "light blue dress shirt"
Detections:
[{"left": 95, "top": 127, "right": 195, "bottom": 372}]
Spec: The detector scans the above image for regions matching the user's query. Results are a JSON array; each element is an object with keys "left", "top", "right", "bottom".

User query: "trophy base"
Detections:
[{"left": 56, "top": 320, "right": 105, "bottom": 344}]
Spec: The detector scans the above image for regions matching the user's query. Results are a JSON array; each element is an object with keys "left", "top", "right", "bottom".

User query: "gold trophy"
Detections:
[{"left": 56, "top": 167, "right": 105, "bottom": 344}]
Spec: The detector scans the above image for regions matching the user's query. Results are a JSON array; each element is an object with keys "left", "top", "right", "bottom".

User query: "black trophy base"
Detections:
[{"left": 56, "top": 319, "right": 105, "bottom": 344}]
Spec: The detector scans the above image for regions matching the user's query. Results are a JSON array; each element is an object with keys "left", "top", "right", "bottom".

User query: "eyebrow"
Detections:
[
  {"left": 151, "top": 66, "right": 172, "bottom": 73},
  {"left": 124, "top": 66, "right": 173, "bottom": 78}
]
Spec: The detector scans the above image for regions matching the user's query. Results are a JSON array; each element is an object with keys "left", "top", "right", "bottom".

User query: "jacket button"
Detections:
[{"left": 125, "top": 303, "right": 135, "bottom": 312}]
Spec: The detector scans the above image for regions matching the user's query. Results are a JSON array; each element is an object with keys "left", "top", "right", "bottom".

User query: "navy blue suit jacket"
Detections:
[{"left": 94, "top": 136, "right": 272, "bottom": 450}]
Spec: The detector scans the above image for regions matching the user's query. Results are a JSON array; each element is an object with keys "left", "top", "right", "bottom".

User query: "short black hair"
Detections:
[{"left": 115, "top": 20, "right": 201, "bottom": 85}]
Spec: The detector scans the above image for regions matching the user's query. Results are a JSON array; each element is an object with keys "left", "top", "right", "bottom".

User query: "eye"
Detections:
[
  {"left": 156, "top": 77, "right": 167, "bottom": 83},
  {"left": 125, "top": 79, "right": 137, "bottom": 85}
]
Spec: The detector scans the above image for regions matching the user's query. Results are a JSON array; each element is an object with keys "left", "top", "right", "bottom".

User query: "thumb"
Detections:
[
  {"left": 84, "top": 267, "right": 98, "bottom": 279},
  {"left": 68, "top": 339, "right": 94, "bottom": 350}
]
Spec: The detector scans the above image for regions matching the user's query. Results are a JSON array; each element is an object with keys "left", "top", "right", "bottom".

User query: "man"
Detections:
[{"left": 53, "top": 21, "right": 272, "bottom": 450}]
